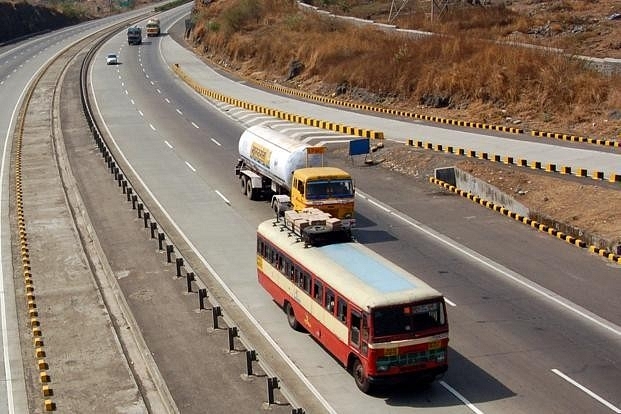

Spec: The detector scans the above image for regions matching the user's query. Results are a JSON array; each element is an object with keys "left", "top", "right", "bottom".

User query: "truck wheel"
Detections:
[
  {"left": 246, "top": 179, "right": 254, "bottom": 200},
  {"left": 240, "top": 176, "right": 247, "bottom": 195}
]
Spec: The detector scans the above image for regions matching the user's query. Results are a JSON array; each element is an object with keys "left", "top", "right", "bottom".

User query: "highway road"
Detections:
[
  {"left": 86, "top": 4, "right": 621, "bottom": 414},
  {"left": 0, "top": 9, "right": 164, "bottom": 413}
]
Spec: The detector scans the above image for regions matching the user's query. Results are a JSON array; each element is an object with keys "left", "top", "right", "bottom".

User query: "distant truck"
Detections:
[
  {"left": 127, "top": 26, "right": 142, "bottom": 45},
  {"left": 145, "top": 18, "right": 160, "bottom": 37},
  {"left": 235, "top": 125, "right": 356, "bottom": 228}
]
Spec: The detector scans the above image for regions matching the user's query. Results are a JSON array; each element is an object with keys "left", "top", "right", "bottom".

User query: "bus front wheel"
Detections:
[
  {"left": 352, "top": 358, "right": 371, "bottom": 394},
  {"left": 285, "top": 302, "right": 300, "bottom": 331}
]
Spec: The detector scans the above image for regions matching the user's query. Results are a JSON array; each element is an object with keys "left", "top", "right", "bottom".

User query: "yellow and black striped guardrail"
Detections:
[
  {"left": 255, "top": 80, "right": 524, "bottom": 135},
  {"left": 429, "top": 177, "right": 621, "bottom": 264},
  {"left": 407, "top": 139, "right": 621, "bottom": 183},
  {"left": 15, "top": 107, "right": 55, "bottom": 412},
  {"left": 171, "top": 64, "right": 384, "bottom": 139},
  {"left": 531, "top": 130, "right": 621, "bottom": 148}
]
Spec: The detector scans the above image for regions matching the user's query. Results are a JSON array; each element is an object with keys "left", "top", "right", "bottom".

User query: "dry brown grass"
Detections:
[{"left": 191, "top": 0, "right": 621, "bottom": 138}]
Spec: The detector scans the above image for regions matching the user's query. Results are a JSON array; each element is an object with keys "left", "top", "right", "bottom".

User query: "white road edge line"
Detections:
[
  {"left": 440, "top": 381, "right": 485, "bottom": 414},
  {"left": 185, "top": 161, "right": 196, "bottom": 172},
  {"left": 210, "top": 138, "right": 221, "bottom": 146},
  {"left": 215, "top": 190, "right": 230, "bottom": 205},
  {"left": 367, "top": 198, "right": 390, "bottom": 213},
  {"left": 551, "top": 369, "right": 621, "bottom": 413}
]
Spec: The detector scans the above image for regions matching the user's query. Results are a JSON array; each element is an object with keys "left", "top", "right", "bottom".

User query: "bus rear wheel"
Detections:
[
  {"left": 285, "top": 302, "right": 300, "bottom": 331},
  {"left": 352, "top": 358, "right": 371, "bottom": 394}
]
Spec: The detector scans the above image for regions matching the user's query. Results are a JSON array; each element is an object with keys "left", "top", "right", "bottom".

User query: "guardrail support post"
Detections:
[
  {"left": 122, "top": 180, "right": 127, "bottom": 194},
  {"left": 166, "top": 244, "right": 173, "bottom": 263},
  {"left": 186, "top": 272, "right": 194, "bottom": 293},
  {"left": 267, "top": 377, "right": 279, "bottom": 405},
  {"left": 143, "top": 211, "right": 150, "bottom": 228},
  {"left": 228, "top": 327, "right": 238, "bottom": 351},
  {"left": 291, "top": 409, "right": 305, "bottom": 414},
  {"left": 131, "top": 194, "right": 137, "bottom": 209},
  {"left": 212, "top": 306, "right": 222, "bottom": 329},
  {"left": 158, "top": 233, "right": 165, "bottom": 250},
  {"left": 150, "top": 222, "right": 157, "bottom": 238},
  {"left": 137, "top": 203, "right": 143, "bottom": 218},
  {"left": 198, "top": 288, "right": 207, "bottom": 309},
  {"left": 246, "top": 350, "right": 256, "bottom": 376},
  {"left": 175, "top": 258, "right": 183, "bottom": 277}
]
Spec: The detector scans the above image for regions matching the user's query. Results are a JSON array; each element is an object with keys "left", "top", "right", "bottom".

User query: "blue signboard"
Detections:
[{"left": 349, "top": 138, "right": 370, "bottom": 156}]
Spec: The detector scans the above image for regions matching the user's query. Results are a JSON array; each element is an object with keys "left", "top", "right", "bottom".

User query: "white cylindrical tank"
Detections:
[{"left": 238, "top": 125, "right": 316, "bottom": 189}]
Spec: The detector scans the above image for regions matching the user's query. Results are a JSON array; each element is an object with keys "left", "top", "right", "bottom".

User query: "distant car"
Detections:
[{"left": 106, "top": 53, "right": 118, "bottom": 65}]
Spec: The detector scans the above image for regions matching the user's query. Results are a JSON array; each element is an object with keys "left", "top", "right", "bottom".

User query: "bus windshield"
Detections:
[
  {"left": 372, "top": 301, "right": 446, "bottom": 338},
  {"left": 306, "top": 179, "right": 354, "bottom": 200}
]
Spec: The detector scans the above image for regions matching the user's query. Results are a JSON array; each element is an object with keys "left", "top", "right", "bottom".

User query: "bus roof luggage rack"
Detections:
[{"left": 277, "top": 208, "right": 351, "bottom": 246}]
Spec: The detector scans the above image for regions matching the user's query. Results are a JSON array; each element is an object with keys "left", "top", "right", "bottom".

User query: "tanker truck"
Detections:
[{"left": 235, "top": 125, "right": 355, "bottom": 228}]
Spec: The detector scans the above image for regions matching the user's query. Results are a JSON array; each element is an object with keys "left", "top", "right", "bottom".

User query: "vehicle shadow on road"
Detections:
[{"left": 381, "top": 347, "right": 514, "bottom": 408}]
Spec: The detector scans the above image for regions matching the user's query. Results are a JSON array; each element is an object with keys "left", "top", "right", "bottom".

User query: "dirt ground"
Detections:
[{"left": 374, "top": 142, "right": 621, "bottom": 251}]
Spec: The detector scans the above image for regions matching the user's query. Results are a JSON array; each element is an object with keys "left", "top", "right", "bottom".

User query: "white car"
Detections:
[{"left": 106, "top": 53, "right": 118, "bottom": 65}]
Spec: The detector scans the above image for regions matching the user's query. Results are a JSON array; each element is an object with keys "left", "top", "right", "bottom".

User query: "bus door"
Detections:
[{"left": 350, "top": 309, "right": 369, "bottom": 356}]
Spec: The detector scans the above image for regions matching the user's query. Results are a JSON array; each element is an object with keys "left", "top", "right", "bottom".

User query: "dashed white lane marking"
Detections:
[
  {"left": 176, "top": 109, "right": 182, "bottom": 115},
  {"left": 138, "top": 110, "right": 144, "bottom": 117},
  {"left": 164, "top": 141, "right": 173, "bottom": 149},
  {"left": 149, "top": 124, "right": 156, "bottom": 131},
  {"left": 551, "top": 369, "right": 621, "bottom": 413},
  {"left": 444, "top": 297, "right": 457, "bottom": 307},
  {"left": 210, "top": 138, "right": 221, "bottom": 146},
  {"left": 440, "top": 381, "right": 485, "bottom": 414},
  {"left": 215, "top": 190, "right": 231, "bottom": 205},
  {"left": 191, "top": 122, "right": 199, "bottom": 129},
  {"left": 185, "top": 161, "right": 196, "bottom": 172},
  {"left": 156, "top": 88, "right": 161, "bottom": 94},
  {"left": 164, "top": 98, "right": 170, "bottom": 104}
]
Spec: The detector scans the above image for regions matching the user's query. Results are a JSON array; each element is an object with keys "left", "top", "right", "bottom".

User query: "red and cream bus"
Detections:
[{"left": 256, "top": 218, "right": 449, "bottom": 393}]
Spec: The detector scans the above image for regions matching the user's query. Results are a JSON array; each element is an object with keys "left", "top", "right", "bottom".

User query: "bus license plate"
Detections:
[
  {"left": 384, "top": 347, "right": 398, "bottom": 357},
  {"left": 428, "top": 340, "right": 441, "bottom": 350}
]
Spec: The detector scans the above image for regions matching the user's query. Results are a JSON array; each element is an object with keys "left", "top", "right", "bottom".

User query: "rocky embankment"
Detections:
[{"left": 0, "top": 2, "right": 80, "bottom": 44}]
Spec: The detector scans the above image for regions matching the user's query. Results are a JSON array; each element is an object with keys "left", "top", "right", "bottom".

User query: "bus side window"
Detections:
[
  {"left": 313, "top": 279, "right": 323, "bottom": 303},
  {"left": 325, "top": 289, "right": 335, "bottom": 314},
  {"left": 297, "top": 179, "right": 304, "bottom": 195},
  {"left": 302, "top": 273, "right": 311, "bottom": 294},
  {"left": 350, "top": 310, "right": 362, "bottom": 348},
  {"left": 294, "top": 267, "right": 301, "bottom": 286},
  {"left": 287, "top": 261, "right": 295, "bottom": 281},
  {"left": 337, "top": 298, "right": 347, "bottom": 324}
]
